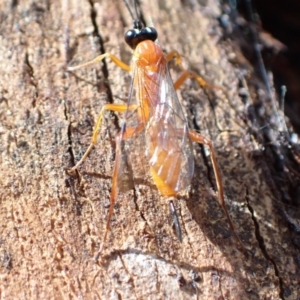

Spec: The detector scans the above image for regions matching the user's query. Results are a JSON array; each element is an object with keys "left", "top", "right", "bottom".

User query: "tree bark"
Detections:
[{"left": 0, "top": 0, "right": 299, "bottom": 299}]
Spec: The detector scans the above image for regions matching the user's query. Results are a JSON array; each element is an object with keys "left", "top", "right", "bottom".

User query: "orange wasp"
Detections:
[{"left": 68, "top": 0, "right": 245, "bottom": 257}]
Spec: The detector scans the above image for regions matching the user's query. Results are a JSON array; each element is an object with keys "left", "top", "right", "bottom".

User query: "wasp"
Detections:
[{"left": 68, "top": 0, "right": 245, "bottom": 258}]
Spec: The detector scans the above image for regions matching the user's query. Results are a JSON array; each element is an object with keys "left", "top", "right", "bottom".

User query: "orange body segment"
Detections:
[
  {"left": 132, "top": 40, "right": 194, "bottom": 194},
  {"left": 150, "top": 167, "right": 177, "bottom": 197},
  {"left": 133, "top": 40, "right": 166, "bottom": 123}
]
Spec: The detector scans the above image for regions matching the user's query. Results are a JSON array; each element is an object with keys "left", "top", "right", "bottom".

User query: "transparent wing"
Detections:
[
  {"left": 117, "top": 53, "right": 194, "bottom": 194},
  {"left": 115, "top": 69, "right": 149, "bottom": 192},
  {"left": 142, "top": 62, "right": 194, "bottom": 192}
]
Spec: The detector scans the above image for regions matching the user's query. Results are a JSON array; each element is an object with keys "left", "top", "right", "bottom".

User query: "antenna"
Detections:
[
  {"left": 133, "top": 0, "right": 139, "bottom": 20},
  {"left": 122, "top": 0, "right": 139, "bottom": 21},
  {"left": 122, "top": 0, "right": 143, "bottom": 30}
]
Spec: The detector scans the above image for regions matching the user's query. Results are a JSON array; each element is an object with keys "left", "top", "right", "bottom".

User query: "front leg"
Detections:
[
  {"left": 69, "top": 103, "right": 138, "bottom": 173},
  {"left": 166, "top": 50, "right": 225, "bottom": 92},
  {"left": 68, "top": 52, "right": 131, "bottom": 72}
]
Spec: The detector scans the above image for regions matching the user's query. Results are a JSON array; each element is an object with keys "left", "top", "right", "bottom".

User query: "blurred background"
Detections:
[{"left": 235, "top": 0, "right": 300, "bottom": 133}]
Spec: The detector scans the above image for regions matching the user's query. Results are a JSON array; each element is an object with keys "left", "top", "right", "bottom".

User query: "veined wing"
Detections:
[
  {"left": 115, "top": 68, "right": 149, "bottom": 192},
  {"left": 142, "top": 59, "right": 195, "bottom": 192},
  {"left": 116, "top": 48, "right": 194, "bottom": 193}
]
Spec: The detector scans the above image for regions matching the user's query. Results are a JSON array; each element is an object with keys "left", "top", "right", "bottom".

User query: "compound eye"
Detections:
[
  {"left": 144, "top": 27, "right": 157, "bottom": 42},
  {"left": 124, "top": 29, "right": 138, "bottom": 49}
]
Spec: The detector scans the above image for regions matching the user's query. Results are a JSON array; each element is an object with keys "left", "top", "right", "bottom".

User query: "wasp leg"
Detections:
[
  {"left": 188, "top": 130, "right": 246, "bottom": 252},
  {"left": 68, "top": 53, "right": 131, "bottom": 72},
  {"left": 95, "top": 123, "right": 145, "bottom": 260},
  {"left": 165, "top": 50, "right": 225, "bottom": 92},
  {"left": 68, "top": 103, "right": 138, "bottom": 173}
]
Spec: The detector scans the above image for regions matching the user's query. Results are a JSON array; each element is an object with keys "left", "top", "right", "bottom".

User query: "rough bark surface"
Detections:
[{"left": 0, "top": 0, "right": 299, "bottom": 299}]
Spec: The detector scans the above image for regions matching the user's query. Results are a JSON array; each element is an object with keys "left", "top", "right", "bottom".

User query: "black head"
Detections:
[{"left": 124, "top": 20, "right": 158, "bottom": 49}]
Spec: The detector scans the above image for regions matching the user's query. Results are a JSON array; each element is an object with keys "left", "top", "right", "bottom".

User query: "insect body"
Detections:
[{"left": 68, "top": 5, "right": 245, "bottom": 257}]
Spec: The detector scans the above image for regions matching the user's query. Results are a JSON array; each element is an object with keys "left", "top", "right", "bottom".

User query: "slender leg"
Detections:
[
  {"left": 167, "top": 51, "right": 244, "bottom": 249},
  {"left": 188, "top": 130, "right": 246, "bottom": 251},
  {"left": 68, "top": 53, "right": 134, "bottom": 172},
  {"left": 166, "top": 50, "right": 225, "bottom": 92},
  {"left": 68, "top": 53, "right": 131, "bottom": 72},
  {"left": 68, "top": 52, "right": 140, "bottom": 258},
  {"left": 95, "top": 123, "right": 145, "bottom": 260},
  {"left": 68, "top": 103, "right": 138, "bottom": 173}
]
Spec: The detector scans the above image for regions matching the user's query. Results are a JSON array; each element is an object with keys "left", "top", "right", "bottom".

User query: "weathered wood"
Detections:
[{"left": 0, "top": 0, "right": 299, "bottom": 299}]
